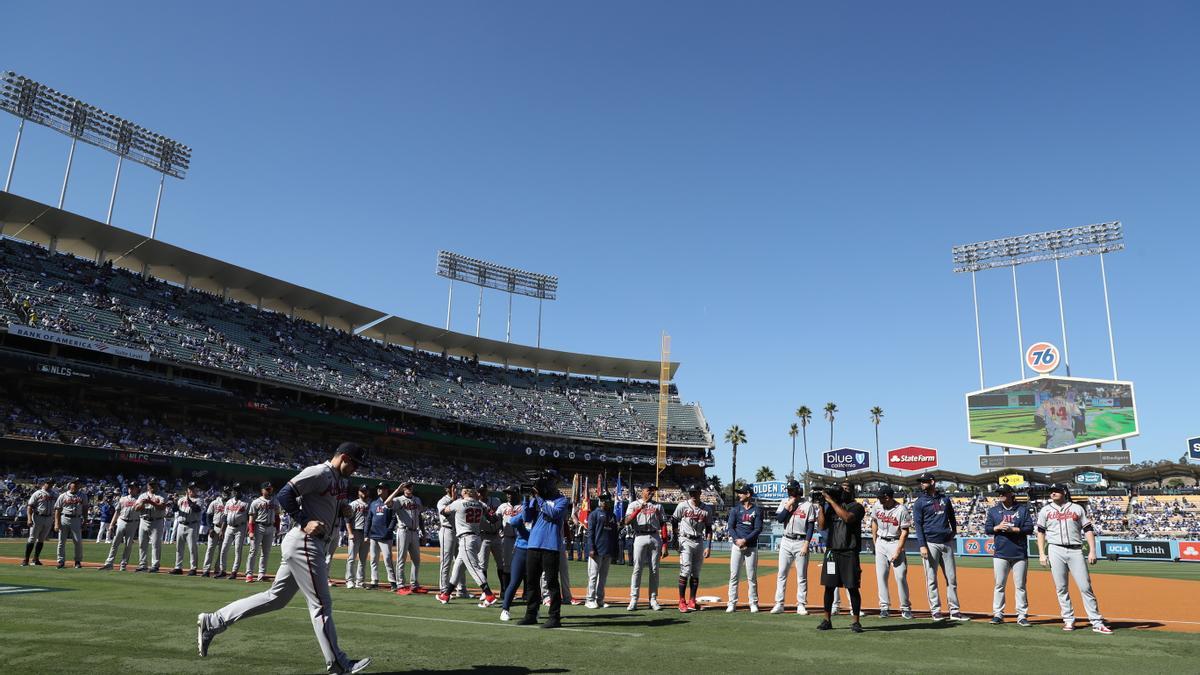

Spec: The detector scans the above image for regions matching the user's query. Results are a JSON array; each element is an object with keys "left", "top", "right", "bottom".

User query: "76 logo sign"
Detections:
[{"left": 1025, "top": 342, "right": 1060, "bottom": 374}]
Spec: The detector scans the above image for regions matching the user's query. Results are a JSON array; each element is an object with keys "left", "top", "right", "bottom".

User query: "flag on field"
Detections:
[{"left": 577, "top": 476, "right": 590, "bottom": 529}]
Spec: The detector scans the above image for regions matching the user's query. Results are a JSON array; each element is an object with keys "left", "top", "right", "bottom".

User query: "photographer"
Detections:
[
  {"left": 519, "top": 474, "right": 568, "bottom": 629},
  {"left": 815, "top": 484, "right": 865, "bottom": 633}
]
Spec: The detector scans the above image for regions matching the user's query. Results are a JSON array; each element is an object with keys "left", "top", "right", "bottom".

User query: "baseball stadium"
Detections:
[{"left": 4, "top": 5, "right": 1200, "bottom": 675}]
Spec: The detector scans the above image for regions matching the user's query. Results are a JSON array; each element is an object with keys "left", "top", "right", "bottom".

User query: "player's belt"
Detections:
[
  {"left": 1050, "top": 543, "right": 1081, "bottom": 549},
  {"left": 783, "top": 533, "right": 805, "bottom": 540},
  {"left": 878, "top": 536, "right": 898, "bottom": 542},
  {"left": 141, "top": 517, "right": 165, "bottom": 522}
]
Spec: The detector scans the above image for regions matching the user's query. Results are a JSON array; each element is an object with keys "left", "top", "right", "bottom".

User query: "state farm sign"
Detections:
[{"left": 887, "top": 446, "right": 938, "bottom": 472}]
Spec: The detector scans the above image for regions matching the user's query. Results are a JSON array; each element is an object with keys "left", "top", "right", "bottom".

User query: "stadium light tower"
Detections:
[
  {"left": 436, "top": 251, "right": 558, "bottom": 345},
  {"left": 952, "top": 221, "right": 1125, "bottom": 386},
  {"left": 0, "top": 71, "right": 191, "bottom": 234}
]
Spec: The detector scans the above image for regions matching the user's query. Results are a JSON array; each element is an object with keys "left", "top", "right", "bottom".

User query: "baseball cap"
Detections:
[
  {"left": 502, "top": 484, "right": 520, "bottom": 494},
  {"left": 996, "top": 484, "right": 1015, "bottom": 495},
  {"left": 187, "top": 481, "right": 198, "bottom": 489},
  {"left": 335, "top": 441, "right": 371, "bottom": 468},
  {"left": 357, "top": 484, "right": 369, "bottom": 493},
  {"left": 786, "top": 480, "right": 802, "bottom": 492},
  {"left": 917, "top": 473, "right": 936, "bottom": 482},
  {"left": 1049, "top": 483, "right": 1069, "bottom": 493},
  {"left": 735, "top": 485, "right": 753, "bottom": 495},
  {"left": 401, "top": 481, "right": 415, "bottom": 488},
  {"left": 231, "top": 482, "right": 242, "bottom": 491},
  {"left": 377, "top": 482, "right": 387, "bottom": 490},
  {"left": 476, "top": 483, "right": 489, "bottom": 492},
  {"left": 878, "top": 485, "right": 895, "bottom": 498},
  {"left": 599, "top": 492, "right": 614, "bottom": 502},
  {"left": 261, "top": 481, "right": 273, "bottom": 490}
]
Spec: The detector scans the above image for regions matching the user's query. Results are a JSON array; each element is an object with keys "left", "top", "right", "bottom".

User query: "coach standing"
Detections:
[
  {"left": 585, "top": 493, "right": 619, "bottom": 609},
  {"left": 726, "top": 485, "right": 764, "bottom": 613},
  {"left": 22, "top": 478, "right": 55, "bottom": 566},
  {"left": 365, "top": 484, "right": 396, "bottom": 590},
  {"left": 911, "top": 474, "right": 966, "bottom": 621},
  {"left": 985, "top": 485, "right": 1033, "bottom": 626},
  {"left": 518, "top": 474, "right": 568, "bottom": 629},
  {"left": 172, "top": 482, "right": 203, "bottom": 575}
]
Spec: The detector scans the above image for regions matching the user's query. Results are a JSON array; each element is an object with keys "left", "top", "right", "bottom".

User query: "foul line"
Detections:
[{"left": 318, "top": 607, "right": 645, "bottom": 638}]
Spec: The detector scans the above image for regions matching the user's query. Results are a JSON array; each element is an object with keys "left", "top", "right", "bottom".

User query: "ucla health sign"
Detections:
[{"left": 823, "top": 448, "right": 870, "bottom": 472}]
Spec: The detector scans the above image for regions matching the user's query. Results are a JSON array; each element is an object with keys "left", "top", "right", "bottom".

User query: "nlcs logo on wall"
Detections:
[
  {"left": 1025, "top": 342, "right": 1060, "bottom": 374},
  {"left": 887, "top": 446, "right": 937, "bottom": 472}
]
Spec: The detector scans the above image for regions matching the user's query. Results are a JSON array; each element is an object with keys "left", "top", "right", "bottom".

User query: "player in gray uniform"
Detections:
[
  {"left": 436, "top": 482, "right": 460, "bottom": 597},
  {"left": 21, "top": 478, "right": 55, "bottom": 566},
  {"left": 135, "top": 482, "right": 168, "bottom": 572},
  {"left": 1035, "top": 385, "right": 1084, "bottom": 449},
  {"left": 198, "top": 442, "right": 373, "bottom": 674},
  {"left": 624, "top": 484, "right": 666, "bottom": 611},
  {"left": 54, "top": 478, "right": 87, "bottom": 568},
  {"left": 247, "top": 482, "right": 278, "bottom": 583},
  {"left": 672, "top": 483, "right": 713, "bottom": 613},
  {"left": 202, "top": 488, "right": 229, "bottom": 577},
  {"left": 172, "top": 482, "right": 203, "bottom": 575},
  {"left": 440, "top": 486, "right": 499, "bottom": 606},
  {"left": 870, "top": 486, "right": 912, "bottom": 619},
  {"left": 477, "top": 485, "right": 504, "bottom": 584},
  {"left": 345, "top": 485, "right": 370, "bottom": 589},
  {"left": 100, "top": 483, "right": 141, "bottom": 570},
  {"left": 1036, "top": 484, "right": 1113, "bottom": 634},
  {"left": 496, "top": 486, "right": 522, "bottom": 589},
  {"left": 219, "top": 484, "right": 250, "bottom": 580},
  {"left": 772, "top": 480, "right": 816, "bottom": 615},
  {"left": 383, "top": 481, "right": 424, "bottom": 593}
]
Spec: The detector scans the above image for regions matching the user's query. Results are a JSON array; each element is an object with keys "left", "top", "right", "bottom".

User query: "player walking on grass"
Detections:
[
  {"left": 1036, "top": 484, "right": 1112, "bottom": 634},
  {"left": 100, "top": 482, "right": 140, "bottom": 571},
  {"left": 202, "top": 487, "right": 228, "bottom": 577},
  {"left": 383, "top": 481, "right": 424, "bottom": 593},
  {"left": 439, "top": 486, "right": 499, "bottom": 606},
  {"left": 171, "top": 482, "right": 202, "bottom": 575},
  {"left": 197, "top": 442, "right": 373, "bottom": 674},
  {"left": 871, "top": 486, "right": 912, "bottom": 619},
  {"left": 986, "top": 485, "right": 1033, "bottom": 626},
  {"left": 726, "top": 485, "right": 764, "bottom": 613},
  {"left": 345, "top": 485, "right": 370, "bottom": 589},
  {"left": 219, "top": 484, "right": 249, "bottom": 580},
  {"left": 625, "top": 484, "right": 666, "bottom": 611},
  {"left": 673, "top": 484, "right": 713, "bottom": 613},
  {"left": 135, "top": 481, "right": 168, "bottom": 573},
  {"left": 21, "top": 478, "right": 55, "bottom": 566},
  {"left": 912, "top": 474, "right": 967, "bottom": 621},
  {"left": 772, "top": 480, "right": 814, "bottom": 615},
  {"left": 54, "top": 478, "right": 87, "bottom": 569},
  {"left": 246, "top": 482, "right": 279, "bottom": 583}
]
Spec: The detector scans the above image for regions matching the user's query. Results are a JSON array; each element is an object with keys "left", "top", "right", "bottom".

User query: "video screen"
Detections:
[{"left": 966, "top": 376, "right": 1137, "bottom": 452}]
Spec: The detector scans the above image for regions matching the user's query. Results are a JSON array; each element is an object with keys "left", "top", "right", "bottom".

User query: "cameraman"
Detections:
[
  {"left": 815, "top": 484, "right": 865, "bottom": 633},
  {"left": 519, "top": 474, "right": 568, "bottom": 629}
]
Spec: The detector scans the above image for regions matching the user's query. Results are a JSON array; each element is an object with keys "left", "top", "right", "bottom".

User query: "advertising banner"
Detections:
[
  {"left": 823, "top": 448, "right": 870, "bottom": 472},
  {"left": 958, "top": 537, "right": 996, "bottom": 557},
  {"left": 1178, "top": 541, "right": 1200, "bottom": 562},
  {"left": 887, "top": 446, "right": 938, "bottom": 472},
  {"left": 7, "top": 323, "right": 150, "bottom": 362},
  {"left": 750, "top": 481, "right": 788, "bottom": 501},
  {"left": 1098, "top": 539, "right": 1173, "bottom": 561},
  {"left": 1074, "top": 471, "right": 1103, "bottom": 485}
]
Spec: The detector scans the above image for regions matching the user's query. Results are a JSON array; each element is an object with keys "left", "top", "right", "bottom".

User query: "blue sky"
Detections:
[{"left": 3, "top": 2, "right": 1198, "bottom": 478}]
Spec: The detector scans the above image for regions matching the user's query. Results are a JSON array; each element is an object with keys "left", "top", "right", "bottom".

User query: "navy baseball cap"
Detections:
[
  {"left": 917, "top": 473, "right": 936, "bottom": 482},
  {"left": 599, "top": 493, "right": 614, "bottom": 502},
  {"left": 735, "top": 485, "right": 753, "bottom": 495},
  {"left": 502, "top": 484, "right": 519, "bottom": 494},
  {"left": 1049, "top": 483, "right": 1069, "bottom": 493},
  {"left": 261, "top": 481, "right": 273, "bottom": 490},
  {"left": 357, "top": 484, "right": 369, "bottom": 493},
  {"left": 878, "top": 486, "right": 895, "bottom": 498},
  {"left": 996, "top": 484, "right": 1015, "bottom": 495},
  {"left": 786, "top": 480, "right": 802, "bottom": 492},
  {"left": 335, "top": 442, "right": 371, "bottom": 468}
]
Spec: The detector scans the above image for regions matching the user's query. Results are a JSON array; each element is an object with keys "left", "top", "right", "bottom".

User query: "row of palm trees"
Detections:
[{"left": 723, "top": 403, "right": 885, "bottom": 500}]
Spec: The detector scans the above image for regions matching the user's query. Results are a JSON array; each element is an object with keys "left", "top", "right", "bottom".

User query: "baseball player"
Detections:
[
  {"left": 584, "top": 493, "right": 618, "bottom": 609},
  {"left": 477, "top": 484, "right": 505, "bottom": 586},
  {"left": 219, "top": 484, "right": 250, "bottom": 580},
  {"left": 365, "top": 483, "right": 396, "bottom": 590},
  {"left": 986, "top": 484, "right": 1033, "bottom": 625},
  {"left": 772, "top": 480, "right": 815, "bottom": 615},
  {"left": 54, "top": 478, "right": 87, "bottom": 569},
  {"left": 344, "top": 485, "right": 370, "bottom": 589},
  {"left": 912, "top": 473, "right": 967, "bottom": 621},
  {"left": 673, "top": 484, "right": 714, "bottom": 613},
  {"left": 624, "top": 484, "right": 666, "bottom": 611},
  {"left": 246, "top": 482, "right": 279, "bottom": 583},
  {"left": 726, "top": 485, "right": 764, "bottom": 613},
  {"left": 198, "top": 442, "right": 373, "bottom": 674},
  {"left": 202, "top": 487, "right": 229, "bottom": 577},
  {"left": 870, "top": 486, "right": 912, "bottom": 619},
  {"left": 495, "top": 485, "right": 522, "bottom": 590},
  {"left": 383, "top": 481, "right": 424, "bottom": 593},
  {"left": 171, "top": 482, "right": 203, "bottom": 575},
  {"left": 99, "top": 483, "right": 140, "bottom": 571},
  {"left": 21, "top": 478, "right": 55, "bottom": 566},
  {"left": 1034, "top": 384, "right": 1084, "bottom": 449},
  {"left": 436, "top": 481, "right": 460, "bottom": 598},
  {"left": 439, "top": 486, "right": 499, "bottom": 606},
  {"left": 134, "top": 481, "right": 168, "bottom": 573},
  {"left": 1036, "top": 484, "right": 1112, "bottom": 634}
]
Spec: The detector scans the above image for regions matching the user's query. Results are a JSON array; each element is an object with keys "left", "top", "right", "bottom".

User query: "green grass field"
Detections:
[
  {"left": 968, "top": 407, "right": 1137, "bottom": 448},
  {"left": 1, "top": 539, "right": 1198, "bottom": 674}
]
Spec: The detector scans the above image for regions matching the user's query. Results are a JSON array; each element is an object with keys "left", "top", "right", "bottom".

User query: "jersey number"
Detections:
[{"left": 465, "top": 508, "right": 482, "bottom": 524}]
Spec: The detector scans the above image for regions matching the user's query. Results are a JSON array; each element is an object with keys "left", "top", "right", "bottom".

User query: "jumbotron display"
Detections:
[{"left": 966, "top": 376, "right": 1138, "bottom": 452}]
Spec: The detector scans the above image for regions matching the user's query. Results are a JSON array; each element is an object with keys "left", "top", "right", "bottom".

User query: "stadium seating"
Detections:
[{"left": 0, "top": 238, "right": 710, "bottom": 446}]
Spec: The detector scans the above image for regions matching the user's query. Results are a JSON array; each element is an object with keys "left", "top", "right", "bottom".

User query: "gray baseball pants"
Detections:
[
  {"left": 27, "top": 514, "right": 53, "bottom": 543},
  {"left": 345, "top": 530, "right": 368, "bottom": 584},
  {"left": 56, "top": 516, "right": 83, "bottom": 565},
  {"left": 104, "top": 519, "right": 137, "bottom": 567},
  {"left": 174, "top": 522, "right": 200, "bottom": 570},
  {"left": 221, "top": 525, "right": 248, "bottom": 574},
  {"left": 480, "top": 534, "right": 503, "bottom": 579},
  {"left": 679, "top": 538, "right": 706, "bottom": 580},
  {"left": 139, "top": 519, "right": 165, "bottom": 569},
  {"left": 439, "top": 526, "right": 458, "bottom": 593},
  {"left": 630, "top": 534, "right": 661, "bottom": 602},
  {"left": 922, "top": 541, "right": 960, "bottom": 613},
  {"left": 1049, "top": 545, "right": 1103, "bottom": 625},
  {"left": 450, "top": 533, "right": 488, "bottom": 589},
  {"left": 206, "top": 530, "right": 352, "bottom": 672},
  {"left": 369, "top": 538, "right": 395, "bottom": 585},
  {"left": 876, "top": 539, "right": 911, "bottom": 611},
  {"left": 728, "top": 545, "right": 759, "bottom": 607},
  {"left": 774, "top": 537, "right": 808, "bottom": 606},
  {"left": 249, "top": 526, "right": 276, "bottom": 577},
  {"left": 396, "top": 528, "right": 421, "bottom": 587},
  {"left": 586, "top": 554, "right": 611, "bottom": 603},
  {"left": 203, "top": 530, "right": 223, "bottom": 573},
  {"left": 992, "top": 557, "right": 1028, "bottom": 617}
]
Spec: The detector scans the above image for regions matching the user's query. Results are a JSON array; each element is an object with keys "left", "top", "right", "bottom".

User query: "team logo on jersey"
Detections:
[{"left": 1045, "top": 510, "right": 1080, "bottom": 522}]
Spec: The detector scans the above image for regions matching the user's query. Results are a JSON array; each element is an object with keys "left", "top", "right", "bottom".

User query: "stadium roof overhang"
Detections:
[
  {"left": 803, "top": 462, "right": 1200, "bottom": 489},
  {"left": 359, "top": 315, "right": 678, "bottom": 380},
  {"left": 0, "top": 190, "right": 678, "bottom": 380}
]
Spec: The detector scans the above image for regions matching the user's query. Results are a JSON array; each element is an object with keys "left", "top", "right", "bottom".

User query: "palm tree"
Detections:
[
  {"left": 823, "top": 402, "right": 838, "bottom": 451},
  {"left": 724, "top": 425, "right": 747, "bottom": 504},
  {"left": 788, "top": 423, "right": 799, "bottom": 480},
  {"left": 755, "top": 466, "right": 775, "bottom": 482},
  {"left": 796, "top": 406, "right": 812, "bottom": 487},
  {"left": 870, "top": 406, "right": 885, "bottom": 473}
]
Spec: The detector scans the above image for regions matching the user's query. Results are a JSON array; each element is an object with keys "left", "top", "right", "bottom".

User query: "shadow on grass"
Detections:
[
  {"left": 375, "top": 668, "right": 569, "bottom": 674},
  {"left": 864, "top": 621, "right": 964, "bottom": 632},
  {"left": 560, "top": 617, "right": 687, "bottom": 628}
]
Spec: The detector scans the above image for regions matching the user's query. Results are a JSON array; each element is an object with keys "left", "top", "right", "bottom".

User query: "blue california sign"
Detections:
[{"left": 823, "top": 448, "right": 870, "bottom": 472}]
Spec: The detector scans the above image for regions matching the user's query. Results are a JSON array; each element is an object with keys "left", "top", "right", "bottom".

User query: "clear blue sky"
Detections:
[{"left": 3, "top": 2, "right": 1198, "bottom": 478}]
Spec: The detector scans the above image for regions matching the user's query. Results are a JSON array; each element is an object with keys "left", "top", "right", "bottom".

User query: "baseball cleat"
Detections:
[
  {"left": 19, "top": 561, "right": 29, "bottom": 567},
  {"left": 390, "top": 583, "right": 397, "bottom": 591},
  {"left": 601, "top": 602, "right": 612, "bottom": 609},
  {"left": 627, "top": 600, "right": 638, "bottom": 611},
  {"left": 478, "top": 594, "right": 498, "bottom": 608},
  {"left": 197, "top": 613, "right": 216, "bottom": 657},
  {"left": 226, "top": 573, "right": 237, "bottom": 580},
  {"left": 796, "top": 605, "right": 808, "bottom": 615},
  {"left": 879, "top": 610, "right": 890, "bottom": 619},
  {"left": 74, "top": 563, "right": 83, "bottom": 569},
  {"left": 949, "top": 612, "right": 969, "bottom": 622},
  {"left": 57, "top": 563, "right": 65, "bottom": 569},
  {"left": 990, "top": 616, "right": 1003, "bottom": 625},
  {"left": 901, "top": 609, "right": 914, "bottom": 620},
  {"left": 97, "top": 564, "right": 113, "bottom": 571},
  {"left": 202, "top": 571, "right": 210, "bottom": 578},
  {"left": 850, "top": 622, "right": 864, "bottom": 634},
  {"left": 1063, "top": 622, "right": 1075, "bottom": 631},
  {"left": 1017, "top": 616, "right": 1031, "bottom": 627},
  {"left": 687, "top": 599, "right": 699, "bottom": 612},
  {"left": 394, "top": 587, "right": 412, "bottom": 595},
  {"left": 32, "top": 560, "right": 43, "bottom": 566},
  {"left": 149, "top": 567, "right": 159, "bottom": 573},
  {"left": 329, "top": 656, "right": 373, "bottom": 674},
  {"left": 749, "top": 604, "right": 760, "bottom": 613},
  {"left": 725, "top": 603, "right": 736, "bottom": 613},
  {"left": 213, "top": 572, "right": 226, "bottom": 579},
  {"left": 678, "top": 599, "right": 689, "bottom": 613},
  {"left": 569, "top": 599, "right": 584, "bottom": 606},
  {"left": 345, "top": 581, "right": 356, "bottom": 589},
  {"left": 770, "top": 604, "right": 784, "bottom": 614},
  {"left": 436, "top": 592, "right": 451, "bottom": 604},
  {"left": 649, "top": 599, "right": 662, "bottom": 611},
  {"left": 816, "top": 619, "right": 832, "bottom": 631},
  {"left": 586, "top": 601, "right": 599, "bottom": 609},
  {"left": 931, "top": 611, "right": 945, "bottom": 621},
  {"left": 1093, "top": 624, "right": 1113, "bottom": 635},
  {"left": 169, "top": 568, "right": 183, "bottom": 575}
]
